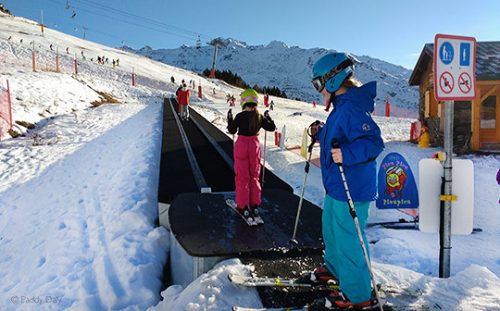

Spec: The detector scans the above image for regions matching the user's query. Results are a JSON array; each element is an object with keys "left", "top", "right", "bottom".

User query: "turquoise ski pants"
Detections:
[{"left": 322, "top": 195, "right": 371, "bottom": 303}]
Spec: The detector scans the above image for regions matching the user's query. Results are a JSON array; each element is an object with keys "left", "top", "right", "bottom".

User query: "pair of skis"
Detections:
[
  {"left": 229, "top": 274, "right": 395, "bottom": 311},
  {"left": 226, "top": 199, "right": 264, "bottom": 226},
  {"left": 229, "top": 273, "right": 337, "bottom": 311},
  {"left": 228, "top": 274, "right": 338, "bottom": 311},
  {"left": 228, "top": 273, "right": 338, "bottom": 291}
]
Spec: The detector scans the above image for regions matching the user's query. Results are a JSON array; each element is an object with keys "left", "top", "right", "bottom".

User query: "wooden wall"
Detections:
[
  {"left": 418, "top": 55, "right": 500, "bottom": 153},
  {"left": 419, "top": 61, "right": 440, "bottom": 120},
  {"left": 473, "top": 82, "right": 500, "bottom": 150},
  {"left": 417, "top": 62, "right": 500, "bottom": 152}
]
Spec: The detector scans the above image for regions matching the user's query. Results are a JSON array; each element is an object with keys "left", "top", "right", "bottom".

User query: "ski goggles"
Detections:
[
  {"left": 241, "top": 95, "right": 258, "bottom": 106},
  {"left": 311, "top": 57, "right": 356, "bottom": 93}
]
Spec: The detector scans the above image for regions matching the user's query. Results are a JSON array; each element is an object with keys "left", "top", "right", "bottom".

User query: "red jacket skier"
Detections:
[
  {"left": 177, "top": 83, "right": 190, "bottom": 120},
  {"left": 227, "top": 89, "right": 275, "bottom": 219},
  {"left": 177, "top": 84, "right": 190, "bottom": 105},
  {"left": 263, "top": 94, "right": 269, "bottom": 107}
]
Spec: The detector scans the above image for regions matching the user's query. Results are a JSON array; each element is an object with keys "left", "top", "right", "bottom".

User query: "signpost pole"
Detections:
[
  {"left": 439, "top": 100, "right": 454, "bottom": 278},
  {"left": 433, "top": 34, "right": 476, "bottom": 278}
]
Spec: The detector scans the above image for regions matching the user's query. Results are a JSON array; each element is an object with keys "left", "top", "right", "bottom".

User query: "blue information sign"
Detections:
[
  {"left": 376, "top": 152, "right": 419, "bottom": 210},
  {"left": 434, "top": 34, "right": 477, "bottom": 100},
  {"left": 439, "top": 41, "right": 454, "bottom": 65},
  {"left": 459, "top": 42, "right": 471, "bottom": 66}
]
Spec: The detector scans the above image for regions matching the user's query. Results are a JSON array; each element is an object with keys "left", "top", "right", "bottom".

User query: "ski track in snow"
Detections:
[{"left": 0, "top": 103, "right": 169, "bottom": 310}]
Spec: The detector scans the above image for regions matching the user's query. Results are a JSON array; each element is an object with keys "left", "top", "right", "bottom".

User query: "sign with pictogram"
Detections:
[
  {"left": 434, "top": 34, "right": 476, "bottom": 101},
  {"left": 439, "top": 72, "right": 454, "bottom": 94},
  {"left": 458, "top": 72, "right": 472, "bottom": 93}
]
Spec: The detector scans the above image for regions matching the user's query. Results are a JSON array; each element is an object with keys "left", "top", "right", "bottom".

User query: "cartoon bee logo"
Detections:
[{"left": 384, "top": 166, "right": 407, "bottom": 199}]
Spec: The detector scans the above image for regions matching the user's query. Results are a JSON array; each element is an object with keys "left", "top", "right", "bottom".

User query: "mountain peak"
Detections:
[
  {"left": 212, "top": 38, "right": 247, "bottom": 48},
  {"left": 266, "top": 40, "right": 288, "bottom": 49},
  {"left": 140, "top": 45, "right": 153, "bottom": 52}
]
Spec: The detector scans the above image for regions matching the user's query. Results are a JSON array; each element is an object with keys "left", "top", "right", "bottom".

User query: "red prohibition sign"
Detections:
[
  {"left": 439, "top": 71, "right": 454, "bottom": 94},
  {"left": 458, "top": 72, "right": 472, "bottom": 93}
]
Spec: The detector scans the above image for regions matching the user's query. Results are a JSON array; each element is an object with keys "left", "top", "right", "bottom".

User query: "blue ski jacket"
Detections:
[{"left": 317, "top": 81, "right": 384, "bottom": 202}]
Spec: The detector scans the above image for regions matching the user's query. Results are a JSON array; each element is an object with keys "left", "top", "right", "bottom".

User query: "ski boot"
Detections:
[
  {"left": 297, "top": 264, "right": 338, "bottom": 287},
  {"left": 250, "top": 204, "right": 260, "bottom": 216},
  {"left": 237, "top": 206, "right": 255, "bottom": 223},
  {"left": 250, "top": 205, "right": 264, "bottom": 224},
  {"left": 309, "top": 288, "right": 384, "bottom": 310}
]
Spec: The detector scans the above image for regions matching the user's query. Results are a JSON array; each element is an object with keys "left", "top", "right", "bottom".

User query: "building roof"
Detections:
[{"left": 409, "top": 41, "right": 500, "bottom": 86}]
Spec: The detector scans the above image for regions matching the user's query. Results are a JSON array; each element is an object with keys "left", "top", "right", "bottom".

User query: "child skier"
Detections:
[
  {"left": 176, "top": 80, "right": 184, "bottom": 114},
  {"left": 177, "top": 82, "right": 190, "bottom": 120},
  {"left": 263, "top": 94, "right": 269, "bottom": 107},
  {"left": 227, "top": 89, "right": 276, "bottom": 220},
  {"left": 304, "top": 52, "right": 384, "bottom": 310}
]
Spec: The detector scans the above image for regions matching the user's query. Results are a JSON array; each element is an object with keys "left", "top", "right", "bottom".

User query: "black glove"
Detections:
[
  {"left": 227, "top": 109, "right": 233, "bottom": 121},
  {"left": 264, "top": 110, "right": 270, "bottom": 118},
  {"left": 310, "top": 120, "right": 323, "bottom": 127},
  {"left": 308, "top": 120, "right": 324, "bottom": 139}
]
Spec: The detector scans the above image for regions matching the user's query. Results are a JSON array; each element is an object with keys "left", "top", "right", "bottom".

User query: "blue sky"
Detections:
[{"left": 3, "top": 0, "right": 499, "bottom": 69}]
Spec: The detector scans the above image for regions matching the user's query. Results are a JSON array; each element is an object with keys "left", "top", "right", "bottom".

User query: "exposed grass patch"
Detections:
[
  {"left": 91, "top": 91, "right": 121, "bottom": 107},
  {"left": 15, "top": 120, "right": 35, "bottom": 129},
  {"left": 8, "top": 129, "right": 20, "bottom": 138}
]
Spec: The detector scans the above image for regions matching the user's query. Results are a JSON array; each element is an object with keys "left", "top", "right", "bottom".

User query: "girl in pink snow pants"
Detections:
[{"left": 227, "top": 89, "right": 276, "bottom": 216}]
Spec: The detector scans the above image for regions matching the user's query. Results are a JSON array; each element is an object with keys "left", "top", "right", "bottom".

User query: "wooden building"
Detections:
[{"left": 409, "top": 41, "right": 500, "bottom": 153}]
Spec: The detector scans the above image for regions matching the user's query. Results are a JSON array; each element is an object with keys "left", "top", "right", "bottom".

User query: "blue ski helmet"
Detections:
[{"left": 311, "top": 52, "right": 359, "bottom": 94}]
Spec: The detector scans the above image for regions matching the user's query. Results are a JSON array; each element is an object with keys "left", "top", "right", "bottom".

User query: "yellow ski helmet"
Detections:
[{"left": 240, "top": 89, "right": 259, "bottom": 109}]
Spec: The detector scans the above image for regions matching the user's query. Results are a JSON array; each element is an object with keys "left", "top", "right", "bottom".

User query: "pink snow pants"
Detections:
[{"left": 234, "top": 135, "right": 262, "bottom": 209}]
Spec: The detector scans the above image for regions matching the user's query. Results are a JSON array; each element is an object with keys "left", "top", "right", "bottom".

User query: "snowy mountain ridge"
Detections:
[{"left": 124, "top": 38, "right": 419, "bottom": 117}]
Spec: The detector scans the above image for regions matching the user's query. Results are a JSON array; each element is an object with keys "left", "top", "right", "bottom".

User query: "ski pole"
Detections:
[
  {"left": 291, "top": 135, "right": 316, "bottom": 244},
  {"left": 332, "top": 140, "right": 383, "bottom": 311},
  {"left": 261, "top": 130, "right": 267, "bottom": 187}
]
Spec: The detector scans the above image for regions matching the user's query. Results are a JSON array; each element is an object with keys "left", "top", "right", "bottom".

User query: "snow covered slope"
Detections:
[
  {"left": 124, "top": 38, "right": 419, "bottom": 118},
  {"left": 0, "top": 11, "right": 172, "bottom": 310}
]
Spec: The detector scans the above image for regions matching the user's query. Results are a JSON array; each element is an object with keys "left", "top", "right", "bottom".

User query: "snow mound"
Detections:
[{"left": 151, "top": 259, "right": 262, "bottom": 311}]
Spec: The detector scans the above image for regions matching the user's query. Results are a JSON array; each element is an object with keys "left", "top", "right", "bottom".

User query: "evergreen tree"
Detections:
[
  {"left": 202, "top": 69, "right": 288, "bottom": 99},
  {"left": 203, "top": 69, "right": 249, "bottom": 89}
]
